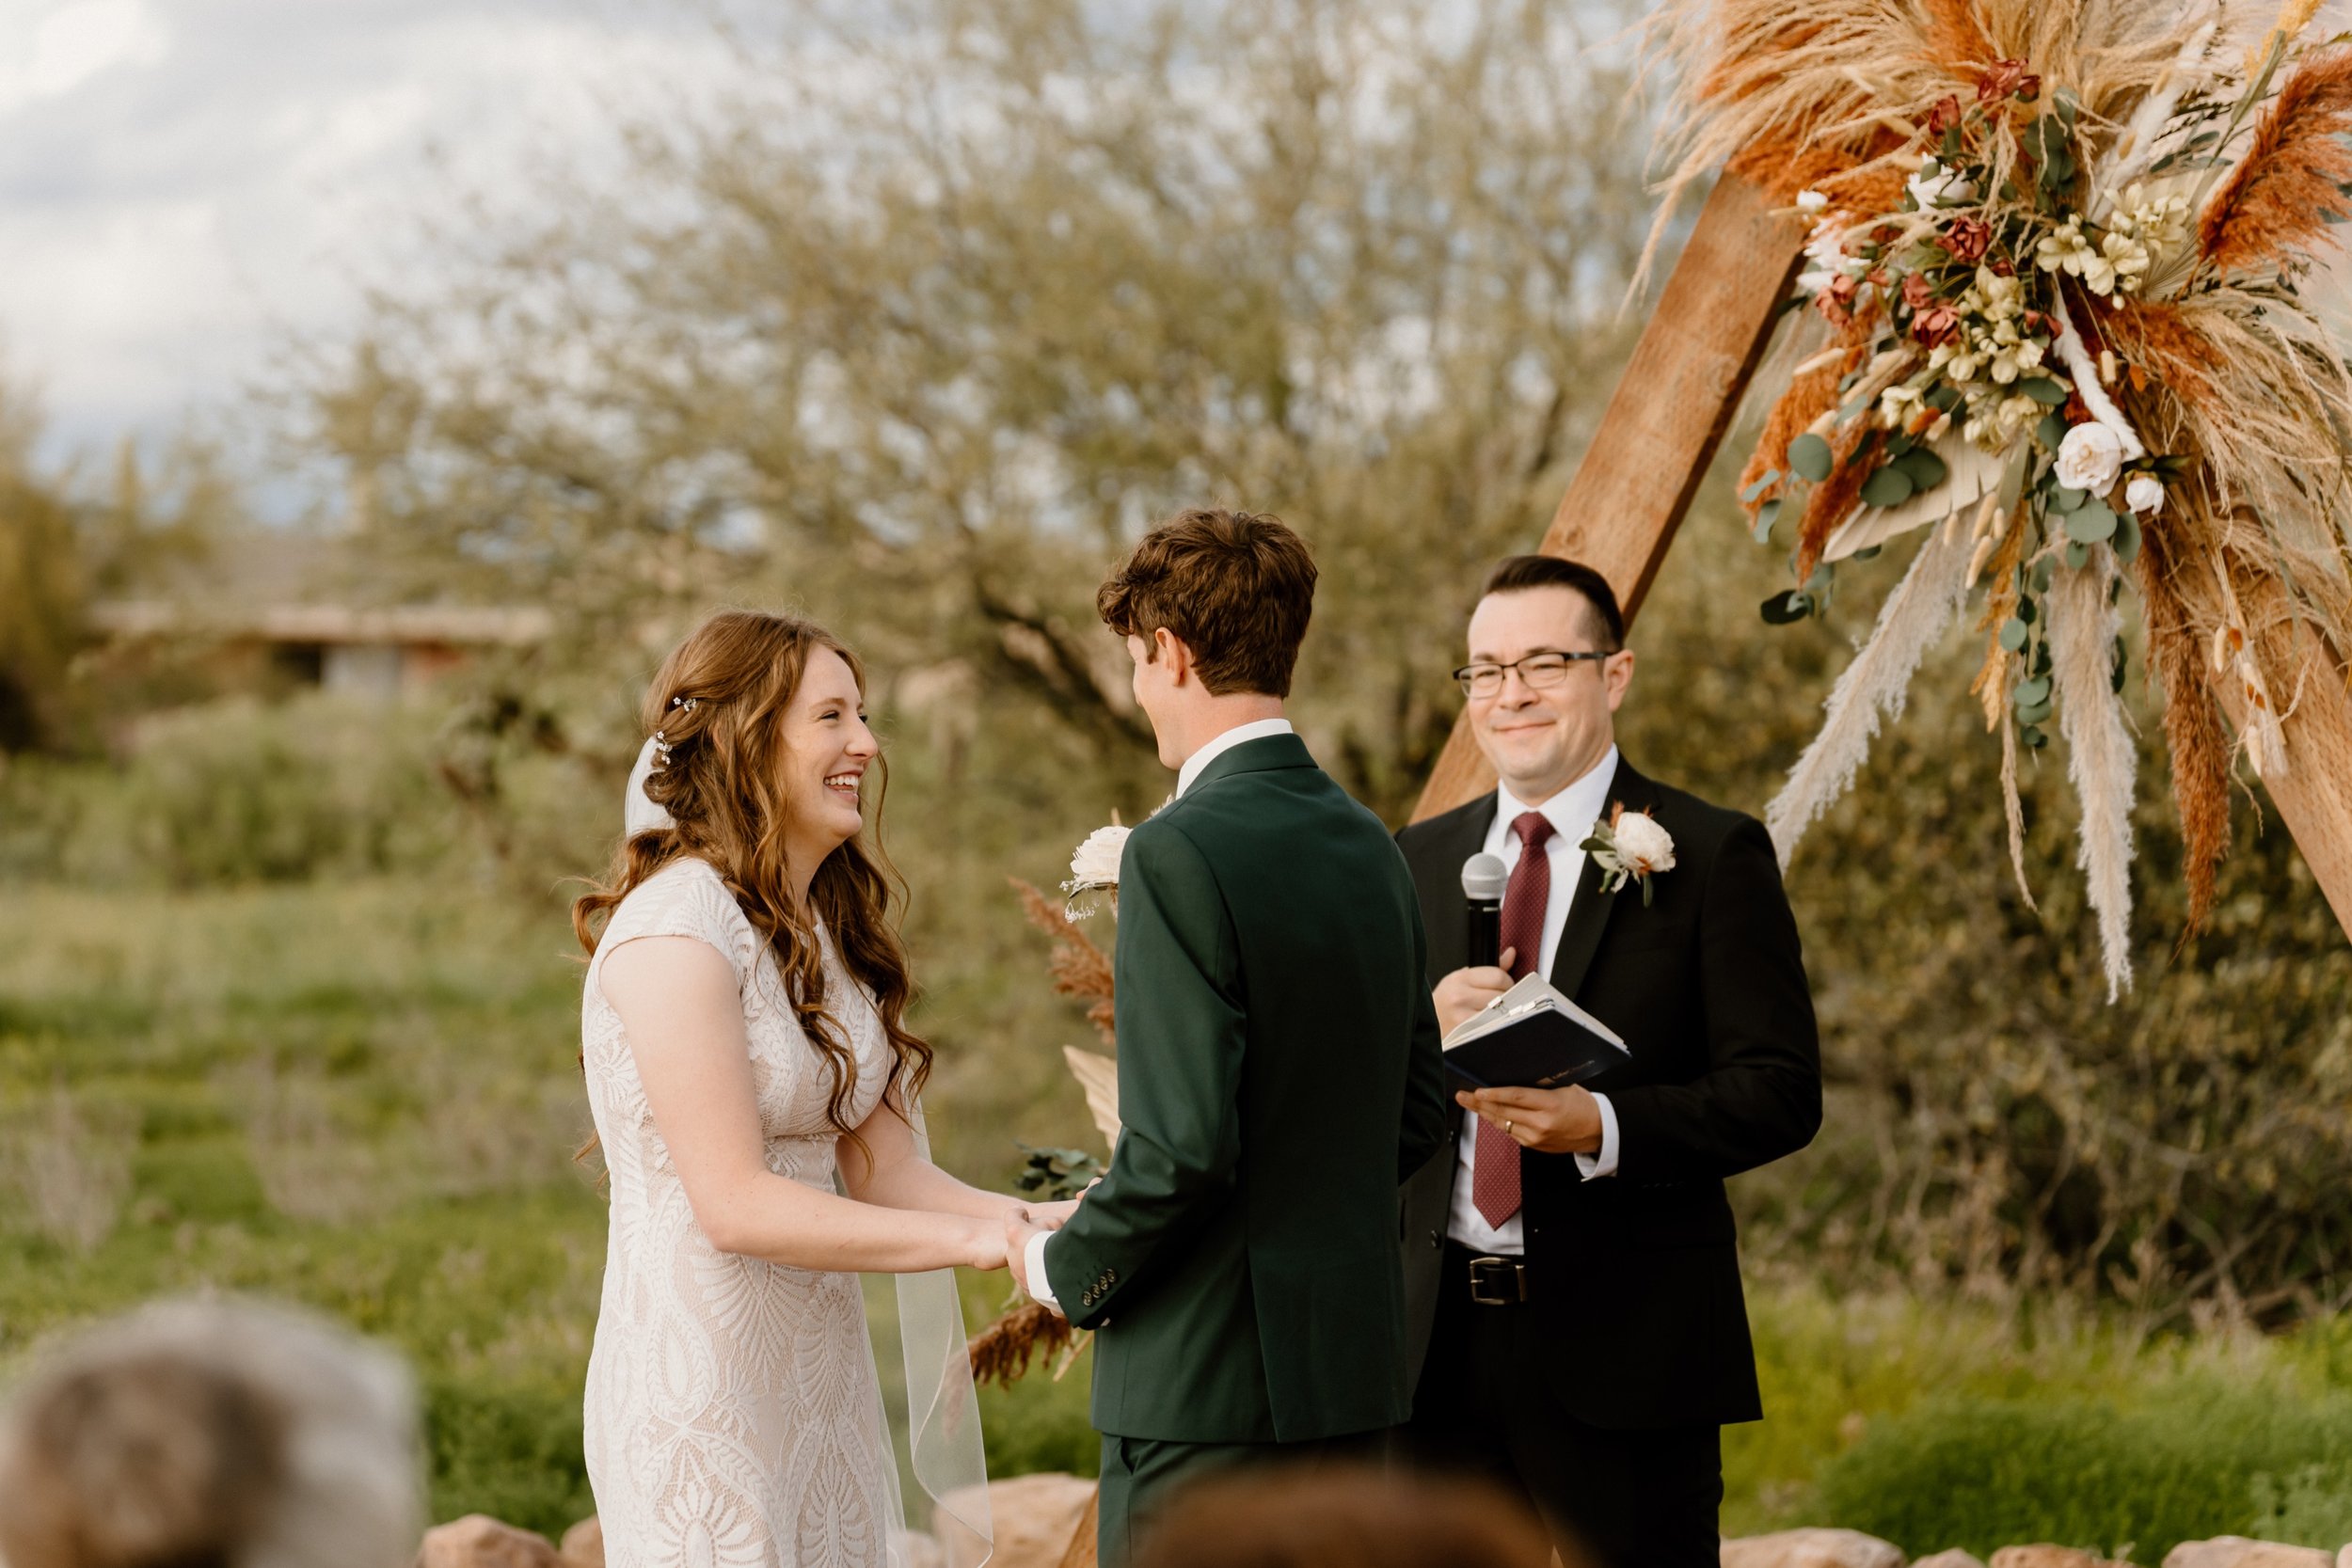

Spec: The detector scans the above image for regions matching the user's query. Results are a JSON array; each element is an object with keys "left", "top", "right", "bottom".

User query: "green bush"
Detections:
[
  {"left": 423, "top": 1371, "right": 595, "bottom": 1537},
  {"left": 978, "top": 1350, "right": 1101, "bottom": 1481},
  {"left": 1814, "top": 1390, "right": 2352, "bottom": 1560},
  {"left": 0, "top": 694, "right": 463, "bottom": 887}
]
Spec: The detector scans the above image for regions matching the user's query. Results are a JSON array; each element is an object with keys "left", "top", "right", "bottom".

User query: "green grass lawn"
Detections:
[{"left": 3, "top": 878, "right": 2347, "bottom": 1554}]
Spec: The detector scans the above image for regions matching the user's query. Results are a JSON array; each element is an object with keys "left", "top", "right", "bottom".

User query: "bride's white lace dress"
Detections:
[{"left": 581, "top": 857, "right": 900, "bottom": 1568}]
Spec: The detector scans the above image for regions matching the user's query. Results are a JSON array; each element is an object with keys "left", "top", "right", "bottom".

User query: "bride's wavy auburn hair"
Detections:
[{"left": 572, "top": 611, "right": 931, "bottom": 1152}]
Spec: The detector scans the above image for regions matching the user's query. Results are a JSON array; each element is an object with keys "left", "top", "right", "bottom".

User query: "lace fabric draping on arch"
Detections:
[{"left": 621, "top": 736, "right": 993, "bottom": 1564}]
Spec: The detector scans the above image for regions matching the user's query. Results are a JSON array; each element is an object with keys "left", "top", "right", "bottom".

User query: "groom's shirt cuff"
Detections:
[
  {"left": 1025, "top": 1230, "right": 1065, "bottom": 1316},
  {"left": 1575, "top": 1092, "right": 1622, "bottom": 1180}
]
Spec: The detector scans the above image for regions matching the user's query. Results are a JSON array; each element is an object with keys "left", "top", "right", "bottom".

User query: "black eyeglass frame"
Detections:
[{"left": 1450, "top": 648, "right": 1615, "bottom": 698}]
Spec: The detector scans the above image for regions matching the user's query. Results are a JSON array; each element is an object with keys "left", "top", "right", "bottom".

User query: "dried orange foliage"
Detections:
[
  {"left": 1794, "top": 427, "right": 1883, "bottom": 581},
  {"left": 1012, "top": 878, "right": 1116, "bottom": 1044},
  {"left": 1969, "top": 511, "right": 2029, "bottom": 729},
  {"left": 2201, "top": 45, "right": 2352, "bottom": 275},
  {"left": 968, "top": 1300, "right": 1076, "bottom": 1388},
  {"left": 1740, "top": 336, "right": 1870, "bottom": 511},
  {"left": 2137, "top": 528, "right": 2235, "bottom": 937}
]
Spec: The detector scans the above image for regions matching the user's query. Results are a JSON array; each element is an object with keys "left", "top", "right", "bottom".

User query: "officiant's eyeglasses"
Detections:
[{"left": 1452, "top": 650, "right": 1611, "bottom": 699}]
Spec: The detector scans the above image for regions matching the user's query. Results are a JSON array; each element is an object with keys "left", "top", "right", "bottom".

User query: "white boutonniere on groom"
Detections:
[
  {"left": 1061, "top": 821, "right": 1130, "bottom": 919},
  {"left": 1581, "top": 804, "right": 1676, "bottom": 907}
]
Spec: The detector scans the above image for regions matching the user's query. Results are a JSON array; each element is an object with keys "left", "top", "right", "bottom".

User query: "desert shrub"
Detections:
[
  {"left": 1813, "top": 1389, "right": 2352, "bottom": 1560},
  {"left": 422, "top": 1370, "right": 595, "bottom": 1537},
  {"left": 0, "top": 693, "right": 465, "bottom": 887}
]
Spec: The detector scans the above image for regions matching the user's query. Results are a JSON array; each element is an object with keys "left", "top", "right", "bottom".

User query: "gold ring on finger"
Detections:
[{"left": 1503, "top": 1119, "right": 1515, "bottom": 1135}]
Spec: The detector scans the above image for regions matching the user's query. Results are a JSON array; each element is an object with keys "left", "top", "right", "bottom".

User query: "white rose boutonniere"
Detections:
[
  {"left": 1061, "top": 822, "right": 1130, "bottom": 919},
  {"left": 1581, "top": 806, "right": 1677, "bottom": 907}
]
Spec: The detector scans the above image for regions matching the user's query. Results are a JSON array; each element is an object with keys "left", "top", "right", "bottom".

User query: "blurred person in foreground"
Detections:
[
  {"left": 0, "top": 1295, "right": 421, "bottom": 1568},
  {"left": 1130, "top": 1465, "right": 1564, "bottom": 1568},
  {"left": 1004, "top": 509, "right": 1452, "bottom": 1566},
  {"left": 575, "top": 610, "right": 1046, "bottom": 1566},
  {"left": 1395, "top": 556, "right": 1821, "bottom": 1567}
]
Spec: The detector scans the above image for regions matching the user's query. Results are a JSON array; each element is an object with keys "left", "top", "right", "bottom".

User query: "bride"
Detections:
[{"left": 573, "top": 610, "right": 1051, "bottom": 1567}]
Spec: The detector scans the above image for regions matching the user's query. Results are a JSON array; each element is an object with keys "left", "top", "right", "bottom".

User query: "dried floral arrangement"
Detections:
[
  {"left": 965, "top": 878, "right": 1120, "bottom": 1390},
  {"left": 1651, "top": 0, "right": 2352, "bottom": 994}
]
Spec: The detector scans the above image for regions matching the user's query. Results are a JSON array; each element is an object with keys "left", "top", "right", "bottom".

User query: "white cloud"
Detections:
[
  {"left": 0, "top": 0, "right": 171, "bottom": 115},
  {"left": 0, "top": 0, "right": 758, "bottom": 478}
]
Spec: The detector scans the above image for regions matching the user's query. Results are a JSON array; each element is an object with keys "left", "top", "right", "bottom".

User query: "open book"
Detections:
[{"left": 1440, "top": 973, "right": 1631, "bottom": 1091}]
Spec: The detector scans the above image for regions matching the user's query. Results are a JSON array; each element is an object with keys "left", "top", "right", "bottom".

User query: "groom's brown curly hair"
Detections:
[{"left": 1096, "top": 508, "right": 1318, "bottom": 696}]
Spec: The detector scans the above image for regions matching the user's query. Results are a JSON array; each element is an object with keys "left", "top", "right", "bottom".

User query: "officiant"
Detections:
[{"left": 1394, "top": 554, "right": 1822, "bottom": 1568}]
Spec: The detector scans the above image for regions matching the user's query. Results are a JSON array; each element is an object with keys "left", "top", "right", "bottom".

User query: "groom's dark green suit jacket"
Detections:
[{"left": 1041, "top": 733, "right": 1451, "bottom": 1444}]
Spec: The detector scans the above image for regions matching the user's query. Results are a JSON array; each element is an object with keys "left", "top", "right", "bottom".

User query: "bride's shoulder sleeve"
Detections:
[{"left": 596, "top": 859, "right": 759, "bottom": 993}]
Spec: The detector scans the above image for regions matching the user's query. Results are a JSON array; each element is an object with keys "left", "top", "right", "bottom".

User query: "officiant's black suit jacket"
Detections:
[{"left": 1395, "top": 757, "right": 1820, "bottom": 1430}]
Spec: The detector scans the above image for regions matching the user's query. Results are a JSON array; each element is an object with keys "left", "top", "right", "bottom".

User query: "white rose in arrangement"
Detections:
[
  {"left": 2055, "top": 421, "right": 2125, "bottom": 496},
  {"left": 2125, "top": 474, "right": 2166, "bottom": 515},
  {"left": 1068, "top": 825, "right": 1130, "bottom": 888},
  {"left": 1796, "top": 189, "right": 1830, "bottom": 214}
]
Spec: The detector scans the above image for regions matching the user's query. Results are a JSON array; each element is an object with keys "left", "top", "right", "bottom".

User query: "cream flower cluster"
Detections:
[
  {"left": 1930, "top": 266, "right": 2049, "bottom": 387},
  {"left": 2035, "top": 207, "right": 2165, "bottom": 297},
  {"left": 2105, "top": 182, "right": 2190, "bottom": 272}
]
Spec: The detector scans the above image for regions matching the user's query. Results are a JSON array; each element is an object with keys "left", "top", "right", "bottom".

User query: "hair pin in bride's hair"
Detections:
[{"left": 651, "top": 696, "right": 700, "bottom": 769}]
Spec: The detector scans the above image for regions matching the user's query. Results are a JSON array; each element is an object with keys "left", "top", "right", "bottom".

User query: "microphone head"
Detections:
[{"left": 1460, "top": 852, "right": 1508, "bottom": 902}]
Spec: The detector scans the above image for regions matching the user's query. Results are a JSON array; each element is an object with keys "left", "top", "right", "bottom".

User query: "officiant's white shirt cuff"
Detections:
[
  {"left": 1577, "top": 1093, "right": 1621, "bottom": 1180},
  {"left": 1025, "top": 1230, "right": 1064, "bottom": 1316}
]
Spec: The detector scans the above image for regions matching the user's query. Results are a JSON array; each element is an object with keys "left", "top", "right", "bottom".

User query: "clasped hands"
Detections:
[
  {"left": 1437, "top": 955, "right": 1604, "bottom": 1157},
  {"left": 1004, "top": 1192, "right": 1086, "bottom": 1298}
]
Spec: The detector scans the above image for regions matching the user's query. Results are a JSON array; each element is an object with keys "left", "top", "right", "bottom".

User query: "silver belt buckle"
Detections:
[{"left": 1466, "top": 1254, "right": 1527, "bottom": 1306}]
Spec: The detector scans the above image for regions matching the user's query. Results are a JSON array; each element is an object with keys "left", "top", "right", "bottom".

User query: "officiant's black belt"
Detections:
[{"left": 1449, "top": 1243, "right": 1530, "bottom": 1306}]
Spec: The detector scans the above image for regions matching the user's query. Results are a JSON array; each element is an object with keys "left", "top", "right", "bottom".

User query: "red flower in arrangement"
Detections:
[
  {"left": 1941, "top": 215, "right": 1994, "bottom": 261},
  {"left": 1928, "top": 94, "right": 1963, "bottom": 135},
  {"left": 1913, "top": 303, "right": 1963, "bottom": 348},
  {"left": 1901, "top": 272, "right": 1934, "bottom": 311},
  {"left": 1991, "top": 257, "right": 2016, "bottom": 278},
  {"left": 1816, "top": 272, "right": 1861, "bottom": 327},
  {"left": 1977, "top": 58, "right": 2040, "bottom": 103}
]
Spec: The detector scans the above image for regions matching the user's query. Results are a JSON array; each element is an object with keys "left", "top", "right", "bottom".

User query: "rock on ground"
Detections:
[
  {"left": 415, "top": 1515, "right": 563, "bottom": 1568},
  {"left": 2164, "top": 1540, "right": 2335, "bottom": 1568},
  {"left": 1720, "top": 1528, "right": 1905, "bottom": 1568},
  {"left": 1912, "top": 1552, "right": 1988, "bottom": 1568},
  {"left": 558, "top": 1517, "right": 603, "bottom": 1568},
  {"left": 935, "top": 1473, "right": 1097, "bottom": 1568},
  {"left": 1989, "top": 1548, "right": 2129, "bottom": 1568}
]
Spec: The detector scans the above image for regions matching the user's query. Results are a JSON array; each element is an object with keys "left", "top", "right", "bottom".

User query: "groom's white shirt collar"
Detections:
[{"left": 1175, "top": 717, "right": 1294, "bottom": 798}]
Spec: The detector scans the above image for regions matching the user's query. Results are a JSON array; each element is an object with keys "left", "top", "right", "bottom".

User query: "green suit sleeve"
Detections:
[
  {"left": 1042, "top": 821, "right": 1243, "bottom": 1329},
  {"left": 1398, "top": 903, "right": 1450, "bottom": 1181}
]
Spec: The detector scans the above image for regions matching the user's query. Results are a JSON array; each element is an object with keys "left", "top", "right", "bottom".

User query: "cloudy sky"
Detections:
[{"left": 0, "top": 0, "right": 751, "bottom": 474}]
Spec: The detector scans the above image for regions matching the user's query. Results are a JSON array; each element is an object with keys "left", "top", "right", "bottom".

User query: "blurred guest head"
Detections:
[
  {"left": 0, "top": 1296, "right": 421, "bottom": 1568},
  {"left": 1130, "top": 1465, "right": 1567, "bottom": 1568},
  {"left": 1459, "top": 555, "right": 1632, "bottom": 805}
]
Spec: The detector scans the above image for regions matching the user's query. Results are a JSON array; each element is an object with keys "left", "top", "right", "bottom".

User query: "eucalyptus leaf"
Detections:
[
  {"left": 2016, "top": 697, "right": 2055, "bottom": 725},
  {"left": 2114, "top": 511, "right": 2142, "bottom": 565},
  {"left": 2064, "top": 504, "right": 2119, "bottom": 544},
  {"left": 2032, "top": 557, "right": 2055, "bottom": 593},
  {"left": 2064, "top": 539, "right": 2091, "bottom": 569},
  {"left": 1999, "top": 617, "right": 2029, "bottom": 652},
  {"left": 1860, "top": 465, "right": 1916, "bottom": 508},
  {"left": 1752, "top": 498, "right": 1782, "bottom": 544},
  {"left": 2013, "top": 676, "right": 2052, "bottom": 706},
  {"left": 1760, "top": 590, "right": 1813, "bottom": 626},
  {"left": 2020, "top": 377, "right": 2070, "bottom": 405},
  {"left": 2038, "top": 413, "right": 2069, "bottom": 451},
  {"left": 2022, "top": 724, "right": 2048, "bottom": 749},
  {"left": 1739, "top": 469, "right": 1780, "bottom": 503},
  {"left": 2051, "top": 483, "right": 2087, "bottom": 513},
  {"left": 1895, "top": 447, "right": 1949, "bottom": 489},
  {"left": 1788, "top": 433, "right": 1834, "bottom": 483}
]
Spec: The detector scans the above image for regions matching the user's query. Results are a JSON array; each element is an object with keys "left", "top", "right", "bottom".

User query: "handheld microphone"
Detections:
[{"left": 1461, "top": 852, "right": 1507, "bottom": 971}]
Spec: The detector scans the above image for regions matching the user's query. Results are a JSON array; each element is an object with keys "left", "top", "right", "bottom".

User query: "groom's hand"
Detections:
[
  {"left": 1005, "top": 1210, "right": 1046, "bottom": 1297},
  {"left": 1456, "top": 1084, "right": 1603, "bottom": 1155},
  {"left": 1434, "top": 952, "right": 1518, "bottom": 1037}
]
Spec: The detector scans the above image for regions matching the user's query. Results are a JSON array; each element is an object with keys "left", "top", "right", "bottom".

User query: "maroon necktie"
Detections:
[{"left": 1471, "top": 811, "right": 1553, "bottom": 1229}]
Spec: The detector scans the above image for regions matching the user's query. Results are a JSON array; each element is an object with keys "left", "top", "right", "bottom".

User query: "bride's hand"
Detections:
[{"left": 965, "top": 1216, "right": 1009, "bottom": 1272}]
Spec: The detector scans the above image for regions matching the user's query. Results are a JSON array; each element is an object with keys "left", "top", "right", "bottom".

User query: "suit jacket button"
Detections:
[{"left": 1426, "top": 1229, "right": 1440, "bottom": 1249}]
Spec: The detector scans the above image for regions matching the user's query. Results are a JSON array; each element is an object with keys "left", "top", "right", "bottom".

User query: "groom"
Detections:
[{"left": 1007, "top": 507, "right": 1451, "bottom": 1567}]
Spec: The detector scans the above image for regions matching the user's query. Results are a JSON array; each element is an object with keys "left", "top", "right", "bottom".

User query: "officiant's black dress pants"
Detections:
[{"left": 1405, "top": 1244, "right": 1723, "bottom": 1568}]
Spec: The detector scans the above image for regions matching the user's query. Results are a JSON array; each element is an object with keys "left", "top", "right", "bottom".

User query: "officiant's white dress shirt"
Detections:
[
  {"left": 1026, "top": 717, "right": 1295, "bottom": 1315},
  {"left": 1446, "top": 746, "right": 1624, "bottom": 1258}
]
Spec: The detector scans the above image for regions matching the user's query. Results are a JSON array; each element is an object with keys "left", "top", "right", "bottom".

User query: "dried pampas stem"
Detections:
[
  {"left": 968, "top": 1301, "right": 1076, "bottom": 1389},
  {"left": 2050, "top": 550, "right": 2137, "bottom": 998},
  {"left": 2000, "top": 707, "right": 2037, "bottom": 911},
  {"left": 1768, "top": 520, "right": 1975, "bottom": 863},
  {"left": 2200, "top": 44, "right": 2352, "bottom": 276}
]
